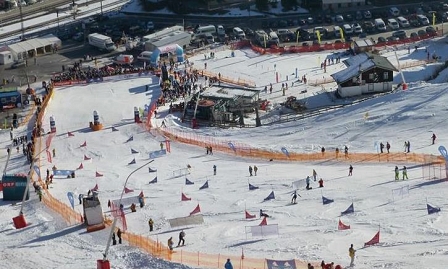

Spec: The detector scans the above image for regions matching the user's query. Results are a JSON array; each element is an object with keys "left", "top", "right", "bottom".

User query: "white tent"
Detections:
[{"left": 7, "top": 34, "right": 61, "bottom": 61}]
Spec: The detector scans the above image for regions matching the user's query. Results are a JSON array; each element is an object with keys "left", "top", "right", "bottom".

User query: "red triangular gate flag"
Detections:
[
  {"left": 67, "top": 132, "right": 75, "bottom": 137},
  {"left": 338, "top": 219, "right": 350, "bottom": 230},
  {"left": 181, "top": 193, "right": 191, "bottom": 201},
  {"left": 80, "top": 141, "right": 87, "bottom": 147},
  {"left": 364, "top": 231, "right": 380, "bottom": 247},
  {"left": 124, "top": 187, "right": 134, "bottom": 193},
  {"left": 91, "top": 184, "right": 99, "bottom": 191},
  {"left": 77, "top": 163, "right": 83, "bottom": 170},
  {"left": 259, "top": 216, "right": 267, "bottom": 226},
  {"left": 245, "top": 210, "right": 256, "bottom": 219},
  {"left": 84, "top": 155, "right": 91, "bottom": 161},
  {"left": 95, "top": 171, "right": 103, "bottom": 177},
  {"left": 189, "top": 204, "right": 201, "bottom": 216}
]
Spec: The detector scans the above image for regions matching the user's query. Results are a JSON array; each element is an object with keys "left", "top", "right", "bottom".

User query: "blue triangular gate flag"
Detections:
[
  {"left": 149, "top": 177, "right": 157, "bottom": 184},
  {"left": 131, "top": 148, "right": 139, "bottom": 154},
  {"left": 112, "top": 126, "right": 119, "bottom": 132},
  {"left": 427, "top": 204, "right": 441, "bottom": 215},
  {"left": 128, "top": 158, "right": 136, "bottom": 165},
  {"left": 249, "top": 183, "right": 259, "bottom": 190},
  {"left": 199, "top": 181, "right": 209, "bottom": 190},
  {"left": 322, "top": 196, "right": 334, "bottom": 205},
  {"left": 126, "top": 136, "right": 134, "bottom": 142},
  {"left": 263, "top": 191, "right": 275, "bottom": 201},
  {"left": 148, "top": 167, "right": 157, "bottom": 173},
  {"left": 185, "top": 178, "right": 194, "bottom": 185},
  {"left": 341, "top": 203, "right": 354, "bottom": 215}
]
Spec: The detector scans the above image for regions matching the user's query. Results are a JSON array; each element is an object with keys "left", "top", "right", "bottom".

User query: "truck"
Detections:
[{"left": 88, "top": 33, "right": 116, "bottom": 51}]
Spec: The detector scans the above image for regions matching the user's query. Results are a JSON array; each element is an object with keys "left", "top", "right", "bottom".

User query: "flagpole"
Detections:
[{"left": 102, "top": 159, "right": 153, "bottom": 261}]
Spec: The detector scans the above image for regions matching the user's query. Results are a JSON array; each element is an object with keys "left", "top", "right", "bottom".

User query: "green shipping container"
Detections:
[{"left": 2, "top": 175, "right": 29, "bottom": 201}]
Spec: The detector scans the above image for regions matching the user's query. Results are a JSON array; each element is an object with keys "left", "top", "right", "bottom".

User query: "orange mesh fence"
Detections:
[
  {"left": 158, "top": 126, "right": 445, "bottom": 165},
  {"left": 30, "top": 86, "right": 84, "bottom": 226},
  {"left": 121, "top": 232, "right": 313, "bottom": 269},
  {"left": 199, "top": 69, "right": 256, "bottom": 88}
]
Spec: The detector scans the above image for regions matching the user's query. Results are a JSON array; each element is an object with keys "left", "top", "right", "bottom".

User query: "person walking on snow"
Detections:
[
  {"left": 432, "top": 133, "right": 437, "bottom": 145},
  {"left": 117, "top": 228, "right": 122, "bottom": 244},
  {"left": 254, "top": 165, "right": 258, "bottom": 176},
  {"left": 224, "top": 258, "right": 233, "bottom": 269},
  {"left": 213, "top": 165, "right": 217, "bottom": 175},
  {"left": 178, "top": 230, "right": 185, "bottom": 247},
  {"left": 168, "top": 237, "right": 174, "bottom": 250},
  {"left": 313, "top": 169, "right": 317, "bottom": 181},
  {"left": 402, "top": 166, "right": 408, "bottom": 180},
  {"left": 249, "top": 166, "right": 253, "bottom": 176},
  {"left": 395, "top": 166, "right": 400, "bottom": 180},
  {"left": 348, "top": 165, "right": 353, "bottom": 176},
  {"left": 148, "top": 218, "right": 154, "bottom": 232},
  {"left": 349, "top": 244, "right": 356, "bottom": 267},
  {"left": 318, "top": 178, "right": 324, "bottom": 188},
  {"left": 112, "top": 232, "right": 117, "bottom": 245},
  {"left": 386, "top": 142, "right": 391, "bottom": 153},
  {"left": 160, "top": 142, "right": 164, "bottom": 150},
  {"left": 380, "top": 142, "right": 384, "bottom": 153}
]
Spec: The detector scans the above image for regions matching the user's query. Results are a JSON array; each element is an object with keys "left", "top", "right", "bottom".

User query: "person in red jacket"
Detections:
[{"left": 318, "top": 178, "right": 324, "bottom": 188}]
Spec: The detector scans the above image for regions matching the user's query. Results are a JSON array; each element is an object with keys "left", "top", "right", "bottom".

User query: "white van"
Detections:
[
  {"left": 417, "top": 15, "right": 430, "bottom": 26},
  {"left": 333, "top": 26, "right": 341, "bottom": 38},
  {"left": 217, "top": 25, "right": 225, "bottom": 36},
  {"left": 137, "top": 51, "right": 152, "bottom": 62},
  {"left": 195, "top": 25, "right": 216, "bottom": 35},
  {"left": 269, "top": 31, "right": 279, "bottom": 45},
  {"left": 342, "top": 24, "right": 353, "bottom": 35},
  {"left": 387, "top": 18, "right": 400, "bottom": 30},
  {"left": 233, "top": 27, "right": 246, "bottom": 39},
  {"left": 374, "top": 18, "right": 386, "bottom": 31},
  {"left": 397, "top": 16, "right": 410, "bottom": 28}
]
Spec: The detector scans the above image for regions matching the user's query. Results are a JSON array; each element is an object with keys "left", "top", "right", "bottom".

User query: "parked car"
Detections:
[
  {"left": 362, "top": 21, "right": 375, "bottom": 33},
  {"left": 335, "top": 15, "right": 344, "bottom": 23},
  {"left": 418, "top": 29, "right": 427, "bottom": 37},
  {"left": 426, "top": 26, "right": 437, "bottom": 35},
  {"left": 363, "top": 10, "right": 372, "bottom": 19},
  {"left": 392, "top": 30, "right": 407, "bottom": 39},
  {"left": 355, "top": 11, "right": 363, "bottom": 21},
  {"left": 387, "top": 36, "right": 399, "bottom": 42},
  {"left": 353, "top": 23, "right": 363, "bottom": 34},
  {"left": 10, "top": 61, "right": 26, "bottom": 69},
  {"left": 377, "top": 36, "right": 387, "bottom": 43},
  {"left": 410, "top": 32, "right": 419, "bottom": 39}
]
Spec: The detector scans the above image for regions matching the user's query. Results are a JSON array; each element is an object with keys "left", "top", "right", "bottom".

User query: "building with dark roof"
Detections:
[{"left": 331, "top": 52, "right": 398, "bottom": 98}]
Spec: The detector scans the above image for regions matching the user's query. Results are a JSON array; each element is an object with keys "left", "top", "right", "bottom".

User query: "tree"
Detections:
[{"left": 255, "top": 0, "right": 268, "bottom": 11}]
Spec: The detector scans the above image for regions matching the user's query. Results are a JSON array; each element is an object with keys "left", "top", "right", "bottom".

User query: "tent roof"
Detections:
[{"left": 8, "top": 34, "right": 61, "bottom": 54}]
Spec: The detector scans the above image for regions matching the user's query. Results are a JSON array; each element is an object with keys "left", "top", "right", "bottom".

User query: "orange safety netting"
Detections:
[{"left": 158, "top": 126, "right": 444, "bottom": 164}]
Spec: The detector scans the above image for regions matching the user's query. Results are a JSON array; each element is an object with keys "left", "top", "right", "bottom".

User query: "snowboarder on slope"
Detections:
[
  {"left": 402, "top": 166, "right": 408, "bottom": 180},
  {"left": 306, "top": 176, "right": 312, "bottom": 190},
  {"left": 291, "top": 190, "right": 301, "bottom": 203}
]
